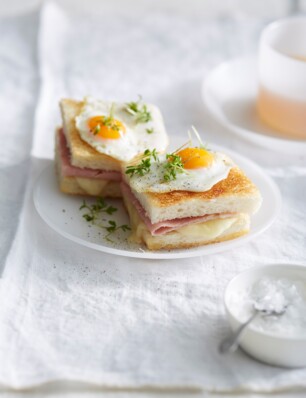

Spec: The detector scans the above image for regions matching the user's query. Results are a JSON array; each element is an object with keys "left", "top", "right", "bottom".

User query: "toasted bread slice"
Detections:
[
  {"left": 55, "top": 129, "right": 121, "bottom": 197},
  {"left": 60, "top": 99, "right": 122, "bottom": 171},
  {"left": 123, "top": 166, "right": 262, "bottom": 224},
  {"left": 123, "top": 193, "right": 250, "bottom": 250}
]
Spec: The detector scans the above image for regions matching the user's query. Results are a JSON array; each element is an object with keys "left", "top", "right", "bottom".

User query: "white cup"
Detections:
[{"left": 257, "top": 16, "right": 306, "bottom": 139}]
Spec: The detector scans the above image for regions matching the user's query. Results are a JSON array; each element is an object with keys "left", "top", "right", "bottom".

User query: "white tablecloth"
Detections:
[{"left": 0, "top": 2, "right": 306, "bottom": 393}]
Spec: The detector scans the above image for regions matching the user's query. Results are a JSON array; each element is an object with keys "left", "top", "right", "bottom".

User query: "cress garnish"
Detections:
[
  {"left": 125, "top": 149, "right": 158, "bottom": 177},
  {"left": 163, "top": 153, "right": 185, "bottom": 181},
  {"left": 126, "top": 96, "right": 152, "bottom": 124},
  {"left": 79, "top": 198, "right": 130, "bottom": 242}
]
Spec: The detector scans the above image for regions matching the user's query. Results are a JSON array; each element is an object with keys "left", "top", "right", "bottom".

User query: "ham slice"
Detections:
[
  {"left": 121, "top": 182, "right": 234, "bottom": 236},
  {"left": 58, "top": 129, "right": 121, "bottom": 181}
]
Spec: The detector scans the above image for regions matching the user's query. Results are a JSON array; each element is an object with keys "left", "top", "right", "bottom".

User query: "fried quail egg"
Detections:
[
  {"left": 75, "top": 97, "right": 168, "bottom": 162},
  {"left": 127, "top": 147, "right": 233, "bottom": 193}
]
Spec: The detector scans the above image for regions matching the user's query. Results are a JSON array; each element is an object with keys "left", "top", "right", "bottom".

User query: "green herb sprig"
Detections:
[
  {"left": 93, "top": 125, "right": 101, "bottom": 135},
  {"left": 125, "top": 148, "right": 158, "bottom": 177},
  {"left": 126, "top": 96, "right": 152, "bottom": 124},
  {"left": 79, "top": 198, "right": 130, "bottom": 242},
  {"left": 80, "top": 197, "right": 117, "bottom": 222},
  {"left": 104, "top": 220, "right": 131, "bottom": 240},
  {"left": 163, "top": 153, "right": 185, "bottom": 181}
]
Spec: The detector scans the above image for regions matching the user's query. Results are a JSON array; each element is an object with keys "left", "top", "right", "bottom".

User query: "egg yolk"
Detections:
[
  {"left": 88, "top": 116, "right": 126, "bottom": 139},
  {"left": 176, "top": 147, "right": 214, "bottom": 169}
]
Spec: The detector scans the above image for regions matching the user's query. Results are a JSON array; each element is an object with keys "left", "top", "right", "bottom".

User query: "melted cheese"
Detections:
[
  {"left": 75, "top": 178, "right": 108, "bottom": 195},
  {"left": 177, "top": 218, "right": 237, "bottom": 239}
]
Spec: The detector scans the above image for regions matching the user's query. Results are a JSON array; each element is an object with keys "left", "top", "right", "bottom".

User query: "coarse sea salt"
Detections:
[{"left": 229, "top": 276, "right": 306, "bottom": 338}]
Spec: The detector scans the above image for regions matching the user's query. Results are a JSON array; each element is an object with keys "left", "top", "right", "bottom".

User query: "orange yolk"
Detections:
[
  {"left": 177, "top": 147, "right": 214, "bottom": 169},
  {"left": 88, "top": 116, "right": 126, "bottom": 139}
]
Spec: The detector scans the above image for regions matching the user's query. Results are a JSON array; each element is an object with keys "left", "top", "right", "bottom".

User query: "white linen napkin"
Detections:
[{"left": 0, "top": 2, "right": 306, "bottom": 392}]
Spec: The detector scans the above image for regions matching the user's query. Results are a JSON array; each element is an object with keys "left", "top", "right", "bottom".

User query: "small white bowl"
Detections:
[{"left": 224, "top": 264, "right": 306, "bottom": 368}]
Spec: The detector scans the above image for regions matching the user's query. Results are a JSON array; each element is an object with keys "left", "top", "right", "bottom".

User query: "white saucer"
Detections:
[
  {"left": 33, "top": 144, "right": 281, "bottom": 260},
  {"left": 202, "top": 56, "right": 306, "bottom": 154}
]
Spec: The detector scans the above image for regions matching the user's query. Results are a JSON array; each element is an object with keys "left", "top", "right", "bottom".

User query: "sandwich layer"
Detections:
[
  {"left": 56, "top": 128, "right": 121, "bottom": 197},
  {"left": 121, "top": 182, "right": 235, "bottom": 235},
  {"left": 123, "top": 193, "right": 250, "bottom": 250},
  {"left": 123, "top": 167, "right": 262, "bottom": 224}
]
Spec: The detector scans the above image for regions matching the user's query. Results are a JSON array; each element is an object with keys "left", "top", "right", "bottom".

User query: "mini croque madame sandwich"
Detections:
[
  {"left": 121, "top": 131, "right": 262, "bottom": 250},
  {"left": 55, "top": 96, "right": 169, "bottom": 197}
]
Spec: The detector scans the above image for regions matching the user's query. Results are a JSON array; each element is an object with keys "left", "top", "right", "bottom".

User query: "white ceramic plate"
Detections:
[
  {"left": 203, "top": 56, "right": 306, "bottom": 154},
  {"left": 33, "top": 148, "right": 281, "bottom": 259}
]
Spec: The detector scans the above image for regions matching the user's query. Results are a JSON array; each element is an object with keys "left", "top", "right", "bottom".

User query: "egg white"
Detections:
[
  {"left": 75, "top": 97, "right": 168, "bottom": 162},
  {"left": 127, "top": 152, "right": 233, "bottom": 193}
]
